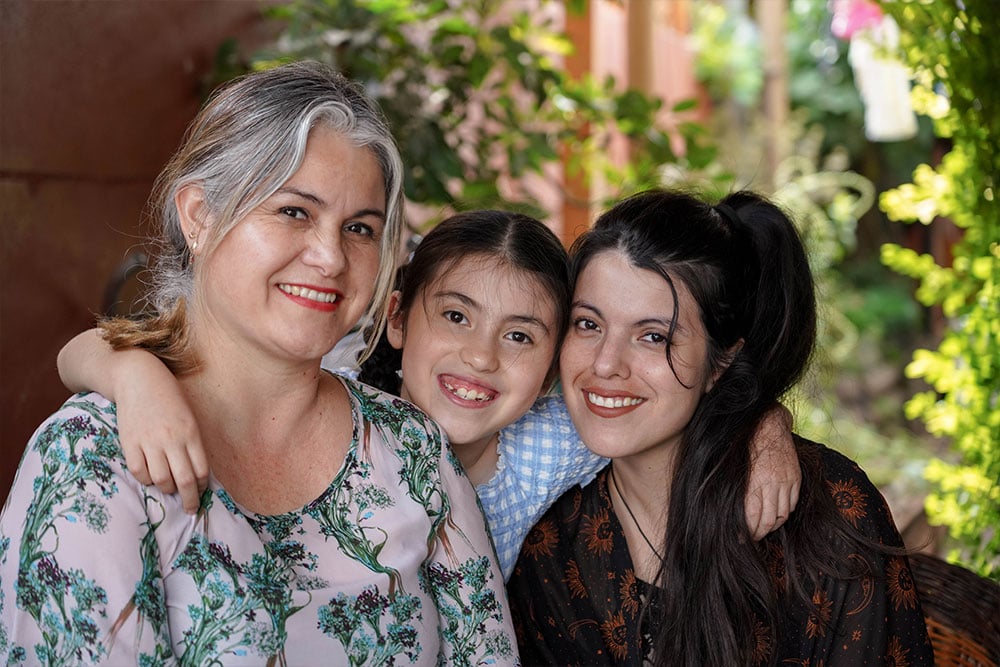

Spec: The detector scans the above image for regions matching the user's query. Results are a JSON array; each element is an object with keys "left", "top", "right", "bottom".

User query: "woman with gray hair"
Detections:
[{"left": 0, "top": 61, "right": 518, "bottom": 665}]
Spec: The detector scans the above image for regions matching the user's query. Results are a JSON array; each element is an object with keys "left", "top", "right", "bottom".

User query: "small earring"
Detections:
[{"left": 188, "top": 230, "right": 198, "bottom": 252}]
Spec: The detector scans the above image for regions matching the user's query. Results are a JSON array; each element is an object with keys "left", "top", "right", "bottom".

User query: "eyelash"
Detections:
[
  {"left": 344, "top": 221, "right": 376, "bottom": 237},
  {"left": 279, "top": 206, "right": 307, "bottom": 220}
]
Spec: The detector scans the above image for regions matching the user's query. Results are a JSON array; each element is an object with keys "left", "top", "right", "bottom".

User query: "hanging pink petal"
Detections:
[{"left": 831, "top": 0, "right": 884, "bottom": 40}]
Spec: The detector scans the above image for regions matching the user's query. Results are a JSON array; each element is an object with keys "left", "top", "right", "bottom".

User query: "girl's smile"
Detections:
[{"left": 440, "top": 374, "right": 498, "bottom": 405}]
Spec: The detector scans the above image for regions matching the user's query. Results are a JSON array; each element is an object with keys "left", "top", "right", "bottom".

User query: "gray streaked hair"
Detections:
[{"left": 149, "top": 60, "right": 404, "bottom": 361}]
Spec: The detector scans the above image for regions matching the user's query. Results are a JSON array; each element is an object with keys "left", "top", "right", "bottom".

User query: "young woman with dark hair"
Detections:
[{"left": 506, "top": 189, "right": 932, "bottom": 666}]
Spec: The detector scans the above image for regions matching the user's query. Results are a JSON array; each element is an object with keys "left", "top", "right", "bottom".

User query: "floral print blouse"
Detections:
[
  {"left": 0, "top": 378, "right": 519, "bottom": 666},
  {"left": 507, "top": 439, "right": 933, "bottom": 666}
]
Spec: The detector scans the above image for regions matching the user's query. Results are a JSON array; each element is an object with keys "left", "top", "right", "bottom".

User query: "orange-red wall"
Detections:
[{"left": 1, "top": 0, "right": 278, "bottom": 501}]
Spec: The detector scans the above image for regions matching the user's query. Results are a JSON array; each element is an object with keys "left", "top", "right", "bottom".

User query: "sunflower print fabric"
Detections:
[
  {"left": 507, "top": 439, "right": 932, "bottom": 666},
  {"left": 0, "top": 377, "right": 519, "bottom": 666}
]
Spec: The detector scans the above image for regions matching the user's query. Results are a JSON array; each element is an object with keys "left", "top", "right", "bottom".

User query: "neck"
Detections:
[
  {"left": 180, "top": 323, "right": 329, "bottom": 455},
  {"left": 608, "top": 455, "right": 674, "bottom": 581},
  {"left": 610, "top": 450, "right": 675, "bottom": 517},
  {"left": 179, "top": 348, "right": 352, "bottom": 514},
  {"left": 452, "top": 433, "right": 500, "bottom": 487}
]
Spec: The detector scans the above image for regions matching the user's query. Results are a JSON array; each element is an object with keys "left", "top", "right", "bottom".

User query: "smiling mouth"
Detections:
[
  {"left": 278, "top": 284, "right": 340, "bottom": 304},
  {"left": 586, "top": 392, "right": 644, "bottom": 409},
  {"left": 442, "top": 380, "right": 496, "bottom": 403}
]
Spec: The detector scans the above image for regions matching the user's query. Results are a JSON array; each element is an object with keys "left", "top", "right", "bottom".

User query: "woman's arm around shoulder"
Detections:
[
  {"left": 57, "top": 328, "right": 209, "bottom": 513},
  {"left": 0, "top": 394, "right": 176, "bottom": 665}
]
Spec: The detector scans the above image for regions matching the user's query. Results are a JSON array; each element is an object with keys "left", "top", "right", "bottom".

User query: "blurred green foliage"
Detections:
[
  {"left": 688, "top": 1, "right": 931, "bottom": 499},
  {"left": 879, "top": 0, "right": 1000, "bottom": 580},
  {"left": 230, "top": 0, "right": 717, "bottom": 220}
]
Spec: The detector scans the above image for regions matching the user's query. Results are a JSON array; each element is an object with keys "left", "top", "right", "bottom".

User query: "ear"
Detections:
[
  {"left": 706, "top": 338, "right": 744, "bottom": 393},
  {"left": 385, "top": 291, "right": 406, "bottom": 350},
  {"left": 175, "top": 183, "right": 208, "bottom": 254}
]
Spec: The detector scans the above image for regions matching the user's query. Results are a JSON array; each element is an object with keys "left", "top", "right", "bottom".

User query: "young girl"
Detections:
[{"left": 58, "top": 210, "right": 801, "bottom": 579}]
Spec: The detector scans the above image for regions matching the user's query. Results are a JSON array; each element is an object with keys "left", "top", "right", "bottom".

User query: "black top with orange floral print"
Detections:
[{"left": 506, "top": 439, "right": 933, "bottom": 666}]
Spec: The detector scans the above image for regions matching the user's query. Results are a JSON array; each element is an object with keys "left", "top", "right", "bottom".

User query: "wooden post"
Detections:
[
  {"left": 755, "top": 0, "right": 789, "bottom": 191},
  {"left": 561, "top": 2, "right": 593, "bottom": 246}
]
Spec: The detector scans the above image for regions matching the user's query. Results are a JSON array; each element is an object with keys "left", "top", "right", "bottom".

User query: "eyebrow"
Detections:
[
  {"left": 275, "top": 187, "right": 386, "bottom": 220},
  {"left": 435, "top": 290, "right": 552, "bottom": 334}
]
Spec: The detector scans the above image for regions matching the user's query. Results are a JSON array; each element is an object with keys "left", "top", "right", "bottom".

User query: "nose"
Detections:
[
  {"left": 459, "top": 333, "right": 500, "bottom": 373},
  {"left": 302, "top": 226, "right": 348, "bottom": 276},
  {"left": 591, "top": 335, "right": 629, "bottom": 379}
]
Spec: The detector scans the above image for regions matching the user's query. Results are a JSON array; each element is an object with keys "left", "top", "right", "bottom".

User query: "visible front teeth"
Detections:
[
  {"left": 587, "top": 392, "right": 642, "bottom": 408},
  {"left": 279, "top": 284, "right": 339, "bottom": 303},
  {"left": 444, "top": 382, "right": 493, "bottom": 402}
]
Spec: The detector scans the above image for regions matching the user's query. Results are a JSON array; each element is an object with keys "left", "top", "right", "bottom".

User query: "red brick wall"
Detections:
[{"left": 0, "top": 0, "right": 279, "bottom": 501}]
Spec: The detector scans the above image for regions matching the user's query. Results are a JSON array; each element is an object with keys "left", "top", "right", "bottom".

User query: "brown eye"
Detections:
[
  {"left": 505, "top": 331, "right": 533, "bottom": 345},
  {"left": 444, "top": 310, "right": 467, "bottom": 325},
  {"left": 279, "top": 206, "right": 308, "bottom": 220},
  {"left": 641, "top": 332, "right": 667, "bottom": 345},
  {"left": 344, "top": 221, "right": 375, "bottom": 237}
]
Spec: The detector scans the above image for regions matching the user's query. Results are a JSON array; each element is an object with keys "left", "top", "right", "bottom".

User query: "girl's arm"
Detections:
[
  {"left": 57, "top": 328, "right": 208, "bottom": 513},
  {"left": 746, "top": 404, "right": 800, "bottom": 539}
]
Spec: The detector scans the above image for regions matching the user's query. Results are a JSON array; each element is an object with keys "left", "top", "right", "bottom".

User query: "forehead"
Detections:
[
  {"left": 576, "top": 251, "right": 699, "bottom": 320},
  {"left": 427, "top": 254, "right": 558, "bottom": 314},
  {"left": 299, "top": 126, "right": 380, "bottom": 174}
]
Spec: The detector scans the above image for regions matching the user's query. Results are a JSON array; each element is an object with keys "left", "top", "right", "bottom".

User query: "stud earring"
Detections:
[{"left": 188, "top": 230, "right": 198, "bottom": 252}]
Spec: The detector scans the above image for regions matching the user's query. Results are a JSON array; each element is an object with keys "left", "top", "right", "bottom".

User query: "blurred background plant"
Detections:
[
  {"left": 217, "top": 0, "right": 717, "bottom": 222},
  {"left": 877, "top": 0, "right": 1000, "bottom": 580},
  {"left": 686, "top": 0, "right": 935, "bottom": 525}
]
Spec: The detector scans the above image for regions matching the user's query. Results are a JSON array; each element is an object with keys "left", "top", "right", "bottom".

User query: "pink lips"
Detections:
[
  {"left": 438, "top": 374, "right": 498, "bottom": 409},
  {"left": 581, "top": 387, "right": 644, "bottom": 418}
]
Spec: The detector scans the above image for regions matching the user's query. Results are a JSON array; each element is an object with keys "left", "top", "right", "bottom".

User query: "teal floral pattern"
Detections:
[{"left": 0, "top": 378, "right": 518, "bottom": 666}]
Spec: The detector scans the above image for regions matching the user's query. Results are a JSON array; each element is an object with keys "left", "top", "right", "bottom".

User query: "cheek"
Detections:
[
  {"left": 351, "top": 246, "right": 382, "bottom": 297},
  {"left": 558, "top": 340, "right": 584, "bottom": 387},
  {"left": 515, "top": 344, "right": 558, "bottom": 395},
  {"left": 559, "top": 334, "right": 589, "bottom": 370}
]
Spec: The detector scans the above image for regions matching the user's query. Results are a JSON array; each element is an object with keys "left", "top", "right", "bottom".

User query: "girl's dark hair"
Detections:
[
  {"left": 359, "top": 210, "right": 570, "bottom": 394},
  {"left": 570, "top": 189, "right": 870, "bottom": 666}
]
